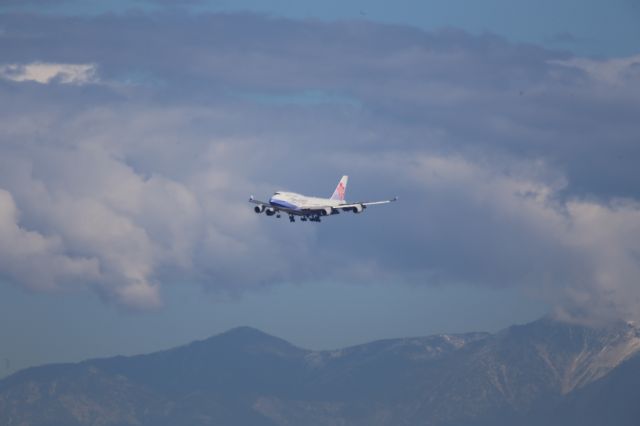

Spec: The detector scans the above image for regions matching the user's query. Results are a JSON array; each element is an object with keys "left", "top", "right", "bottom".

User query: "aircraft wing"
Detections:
[
  {"left": 335, "top": 197, "right": 398, "bottom": 211},
  {"left": 248, "top": 196, "right": 270, "bottom": 206},
  {"left": 288, "top": 197, "right": 398, "bottom": 214}
]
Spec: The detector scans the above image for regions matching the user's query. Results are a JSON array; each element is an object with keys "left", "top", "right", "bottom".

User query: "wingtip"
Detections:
[
  {"left": 393, "top": 196, "right": 399, "bottom": 201},
  {"left": 249, "top": 195, "right": 254, "bottom": 201}
]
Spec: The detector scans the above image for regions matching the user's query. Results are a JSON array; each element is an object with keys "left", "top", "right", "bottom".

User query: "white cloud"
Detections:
[
  {"left": 0, "top": 14, "right": 638, "bottom": 321},
  {"left": 0, "top": 62, "right": 97, "bottom": 85},
  {"left": 406, "top": 154, "right": 640, "bottom": 323},
  {"left": 550, "top": 54, "right": 640, "bottom": 85},
  {"left": 0, "top": 188, "right": 101, "bottom": 293}
]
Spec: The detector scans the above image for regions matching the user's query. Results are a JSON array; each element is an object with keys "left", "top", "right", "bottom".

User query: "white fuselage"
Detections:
[{"left": 269, "top": 191, "right": 345, "bottom": 210}]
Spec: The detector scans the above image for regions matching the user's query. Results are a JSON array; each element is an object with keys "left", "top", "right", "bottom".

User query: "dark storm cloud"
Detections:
[{"left": 0, "top": 11, "right": 639, "bottom": 320}]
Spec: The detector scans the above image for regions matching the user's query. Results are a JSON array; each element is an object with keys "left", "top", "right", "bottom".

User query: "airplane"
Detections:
[{"left": 249, "top": 175, "right": 397, "bottom": 222}]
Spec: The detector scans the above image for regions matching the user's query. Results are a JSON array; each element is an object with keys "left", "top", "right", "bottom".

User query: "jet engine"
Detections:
[
  {"left": 265, "top": 208, "right": 276, "bottom": 216},
  {"left": 320, "top": 207, "right": 333, "bottom": 216},
  {"left": 254, "top": 205, "right": 265, "bottom": 214},
  {"left": 352, "top": 204, "right": 364, "bottom": 214}
]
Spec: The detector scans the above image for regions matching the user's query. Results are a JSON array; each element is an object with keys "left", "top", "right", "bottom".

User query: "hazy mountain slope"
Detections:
[
  {"left": 411, "top": 318, "right": 640, "bottom": 426},
  {"left": 1, "top": 319, "right": 639, "bottom": 426},
  {"left": 540, "top": 352, "right": 640, "bottom": 426}
]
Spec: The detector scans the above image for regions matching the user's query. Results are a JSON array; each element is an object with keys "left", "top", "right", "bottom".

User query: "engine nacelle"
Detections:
[
  {"left": 320, "top": 207, "right": 333, "bottom": 216},
  {"left": 265, "top": 208, "right": 276, "bottom": 216},
  {"left": 352, "top": 204, "right": 364, "bottom": 214},
  {"left": 254, "top": 204, "right": 265, "bottom": 214}
]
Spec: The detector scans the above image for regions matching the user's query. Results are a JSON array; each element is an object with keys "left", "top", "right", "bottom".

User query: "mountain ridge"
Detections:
[{"left": 1, "top": 317, "right": 639, "bottom": 426}]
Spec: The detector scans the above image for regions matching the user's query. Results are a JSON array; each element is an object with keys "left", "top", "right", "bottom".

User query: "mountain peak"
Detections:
[
  {"left": 536, "top": 314, "right": 640, "bottom": 332},
  {"left": 505, "top": 315, "right": 640, "bottom": 337},
  {"left": 195, "top": 326, "right": 307, "bottom": 358},
  {"left": 219, "top": 325, "right": 274, "bottom": 338}
]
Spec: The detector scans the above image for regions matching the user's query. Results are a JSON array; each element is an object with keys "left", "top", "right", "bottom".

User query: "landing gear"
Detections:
[
  {"left": 289, "top": 215, "right": 321, "bottom": 223},
  {"left": 276, "top": 214, "right": 281, "bottom": 218}
]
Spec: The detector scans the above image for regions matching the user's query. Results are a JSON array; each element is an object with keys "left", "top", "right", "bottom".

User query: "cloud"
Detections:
[
  {"left": 551, "top": 54, "right": 640, "bottom": 85},
  {"left": 0, "top": 188, "right": 101, "bottom": 294},
  {"left": 0, "top": 12, "right": 638, "bottom": 321},
  {"left": 0, "top": 62, "right": 98, "bottom": 85},
  {"left": 401, "top": 154, "right": 640, "bottom": 323}
]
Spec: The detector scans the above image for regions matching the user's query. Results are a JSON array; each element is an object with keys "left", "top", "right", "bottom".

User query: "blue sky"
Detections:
[
  {"left": 3, "top": 0, "right": 639, "bottom": 56},
  {"left": 207, "top": 0, "right": 639, "bottom": 56},
  {"left": 0, "top": 1, "right": 639, "bottom": 377}
]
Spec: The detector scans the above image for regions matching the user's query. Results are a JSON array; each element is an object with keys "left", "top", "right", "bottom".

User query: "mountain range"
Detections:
[{"left": 1, "top": 317, "right": 639, "bottom": 425}]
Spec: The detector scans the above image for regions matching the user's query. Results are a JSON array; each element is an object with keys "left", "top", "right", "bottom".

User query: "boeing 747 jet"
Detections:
[{"left": 249, "top": 176, "right": 397, "bottom": 222}]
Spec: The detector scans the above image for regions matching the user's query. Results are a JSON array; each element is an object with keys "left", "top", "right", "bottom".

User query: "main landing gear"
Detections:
[{"left": 290, "top": 215, "right": 321, "bottom": 223}]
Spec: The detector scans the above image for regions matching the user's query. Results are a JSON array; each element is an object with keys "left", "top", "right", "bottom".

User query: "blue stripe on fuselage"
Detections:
[{"left": 269, "top": 198, "right": 299, "bottom": 210}]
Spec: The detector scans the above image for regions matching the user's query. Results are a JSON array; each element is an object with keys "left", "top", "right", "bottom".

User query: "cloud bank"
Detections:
[{"left": 0, "top": 12, "right": 639, "bottom": 321}]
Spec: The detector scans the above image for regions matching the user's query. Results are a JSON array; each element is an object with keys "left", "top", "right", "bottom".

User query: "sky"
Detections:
[{"left": 0, "top": 1, "right": 639, "bottom": 377}]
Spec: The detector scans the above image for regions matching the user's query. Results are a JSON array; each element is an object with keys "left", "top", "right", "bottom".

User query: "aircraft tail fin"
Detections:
[{"left": 330, "top": 175, "right": 348, "bottom": 201}]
